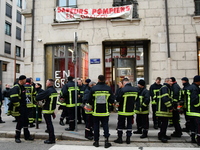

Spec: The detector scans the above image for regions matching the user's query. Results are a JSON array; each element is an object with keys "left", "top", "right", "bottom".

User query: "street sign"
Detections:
[{"left": 90, "top": 58, "right": 100, "bottom": 64}]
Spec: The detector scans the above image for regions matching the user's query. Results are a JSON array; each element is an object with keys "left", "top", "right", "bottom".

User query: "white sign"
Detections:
[
  {"left": 54, "top": 70, "right": 70, "bottom": 88},
  {"left": 56, "top": 5, "right": 133, "bottom": 22}
]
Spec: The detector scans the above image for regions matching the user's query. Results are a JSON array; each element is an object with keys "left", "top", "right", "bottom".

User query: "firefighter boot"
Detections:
[
  {"left": 133, "top": 127, "right": 142, "bottom": 134},
  {"left": 59, "top": 118, "right": 65, "bottom": 126},
  {"left": 191, "top": 133, "right": 196, "bottom": 143},
  {"left": 93, "top": 141, "right": 99, "bottom": 147},
  {"left": 126, "top": 136, "right": 131, "bottom": 144},
  {"left": 104, "top": 138, "right": 112, "bottom": 148},
  {"left": 140, "top": 129, "right": 148, "bottom": 138},
  {"left": 114, "top": 137, "right": 123, "bottom": 144},
  {"left": 15, "top": 130, "right": 21, "bottom": 143}
]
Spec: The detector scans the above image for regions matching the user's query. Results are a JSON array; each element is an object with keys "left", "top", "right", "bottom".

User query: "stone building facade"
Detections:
[{"left": 22, "top": 0, "right": 200, "bottom": 91}]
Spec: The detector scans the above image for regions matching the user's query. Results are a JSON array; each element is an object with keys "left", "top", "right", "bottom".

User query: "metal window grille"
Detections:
[
  {"left": 113, "top": 0, "right": 138, "bottom": 18},
  {"left": 195, "top": 0, "right": 200, "bottom": 15}
]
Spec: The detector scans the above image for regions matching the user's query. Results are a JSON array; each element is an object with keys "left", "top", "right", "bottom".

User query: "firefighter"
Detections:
[
  {"left": 180, "top": 77, "right": 190, "bottom": 132},
  {"left": 36, "top": 79, "right": 58, "bottom": 144},
  {"left": 9, "top": 75, "right": 34, "bottom": 143},
  {"left": 149, "top": 77, "right": 162, "bottom": 129},
  {"left": 133, "top": 79, "right": 150, "bottom": 138},
  {"left": 60, "top": 76, "right": 79, "bottom": 131},
  {"left": 35, "top": 83, "right": 44, "bottom": 123},
  {"left": 156, "top": 78, "right": 173, "bottom": 143},
  {"left": 83, "top": 81, "right": 96, "bottom": 140},
  {"left": 186, "top": 75, "right": 200, "bottom": 145},
  {"left": 114, "top": 78, "right": 138, "bottom": 144},
  {"left": 88, "top": 75, "right": 114, "bottom": 148},
  {"left": 24, "top": 78, "right": 35, "bottom": 127},
  {"left": 169, "top": 77, "right": 182, "bottom": 137}
]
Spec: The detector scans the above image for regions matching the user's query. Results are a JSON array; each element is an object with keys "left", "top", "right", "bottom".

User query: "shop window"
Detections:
[
  {"left": 16, "top": 46, "right": 21, "bottom": 57},
  {"left": 17, "top": 11, "right": 22, "bottom": 24},
  {"left": 195, "top": 0, "right": 200, "bottom": 16},
  {"left": 57, "top": 0, "right": 77, "bottom": 8},
  {"left": 16, "top": 27, "right": 21, "bottom": 40},
  {"left": 113, "top": 0, "right": 138, "bottom": 18},
  {"left": 6, "top": 3, "right": 12, "bottom": 18},
  {"left": 4, "top": 42, "right": 11, "bottom": 54},
  {"left": 16, "top": 64, "right": 20, "bottom": 73},
  {"left": 2, "top": 63, "right": 7, "bottom": 72},
  {"left": 45, "top": 43, "right": 88, "bottom": 89},
  {"left": 5, "top": 21, "right": 11, "bottom": 36}
]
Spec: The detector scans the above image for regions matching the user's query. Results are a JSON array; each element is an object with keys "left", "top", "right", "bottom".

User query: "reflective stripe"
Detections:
[
  {"left": 66, "top": 86, "right": 79, "bottom": 107},
  {"left": 42, "top": 110, "right": 54, "bottom": 114},
  {"left": 135, "top": 110, "right": 149, "bottom": 114},
  {"left": 156, "top": 111, "right": 172, "bottom": 117},
  {"left": 186, "top": 112, "right": 200, "bottom": 117},
  {"left": 118, "top": 111, "right": 135, "bottom": 116}
]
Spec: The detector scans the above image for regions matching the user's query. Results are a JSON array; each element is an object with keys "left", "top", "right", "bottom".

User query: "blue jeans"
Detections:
[{"left": 4, "top": 97, "right": 10, "bottom": 114}]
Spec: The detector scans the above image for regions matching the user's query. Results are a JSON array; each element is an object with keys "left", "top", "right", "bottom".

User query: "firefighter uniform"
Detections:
[
  {"left": 35, "top": 84, "right": 44, "bottom": 123},
  {"left": 114, "top": 81, "right": 138, "bottom": 144},
  {"left": 170, "top": 77, "right": 182, "bottom": 137},
  {"left": 180, "top": 77, "right": 190, "bottom": 132},
  {"left": 88, "top": 75, "right": 114, "bottom": 148},
  {"left": 156, "top": 82, "right": 173, "bottom": 143},
  {"left": 24, "top": 79, "right": 35, "bottom": 127},
  {"left": 149, "top": 80, "right": 162, "bottom": 129},
  {"left": 60, "top": 77, "right": 79, "bottom": 131},
  {"left": 36, "top": 79, "right": 58, "bottom": 144},
  {"left": 186, "top": 75, "right": 200, "bottom": 145},
  {"left": 134, "top": 80, "right": 150, "bottom": 139},
  {"left": 9, "top": 75, "right": 34, "bottom": 143}
]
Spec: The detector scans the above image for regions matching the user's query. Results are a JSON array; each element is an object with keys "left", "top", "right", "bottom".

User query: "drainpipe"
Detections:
[
  {"left": 31, "top": 0, "right": 35, "bottom": 62},
  {"left": 165, "top": 0, "right": 171, "bottom": 76}
]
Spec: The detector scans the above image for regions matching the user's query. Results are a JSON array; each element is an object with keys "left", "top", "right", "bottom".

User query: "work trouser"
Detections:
[
  {"left": 158, "top": 117, "right": 168, "bottom": 138},
  {"left": 117, "top": 115, "right": 133, "bottom": 137},
  {"left": 93, "top": 116, "right": 110, "bottom": 141},
  {"left": 44, "top": 114, "right": 55, "bottom": 141},
  {"left": 152, "top": 104, "right": 158, "bottom": 125},
  {"left": 172, "top": 109, "right": 182, "bottom": 134},
  {"left": 67, "top": 107, "right": 75, "bottom": 130},
  {"left": 15, "top": 106, "right": 30, "bottom": 139},
  {"left": 85, "top": 114, "right": 93, "bottom": 137},
  {"left": 27, "top": 107, "right": 35, "bottom": 124},
  {"left": 136, "top": 114, "right": 149, "bottom": 130}
]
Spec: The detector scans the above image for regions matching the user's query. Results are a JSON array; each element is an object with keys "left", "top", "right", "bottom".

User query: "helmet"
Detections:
[{"left": 84, "top": 103, "right": 93, "bottom": 112}]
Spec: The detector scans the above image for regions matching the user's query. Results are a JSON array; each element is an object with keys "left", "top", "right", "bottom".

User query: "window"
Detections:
[
  {"left": 6, "top": 3, "right": 12, "bottom": 18},
  {"left": 16, "top": 64, "right": 20, "bottom": 73},
  {"left": 16, "top": 11, "right": 22, "bottom": 24},
  {"left": 16, "top": 27, "right": 21, "bottom": 40},
  {"left": 5, "top": 22, "right": 11, "bottom": 36},
  {"left": 2, "top": 63, "right": 7, "bottom": 72},
  {"left": 17, "top": 0, "right": 22, "bottom": 8},
  {"left": 195, "top": 0, "right": 200, "bottom": 16},
  {"left": 4, "top": 42, "right": 11, "bottom": 54},
  {"left": 16, "top": 46, "right": 21, "bottom": 57},
  {"left": 57, "top": 0, "right": 77, "bottom": 8},
  {"left": 113, "top": 0, "right": 138, "bottom": 18}
]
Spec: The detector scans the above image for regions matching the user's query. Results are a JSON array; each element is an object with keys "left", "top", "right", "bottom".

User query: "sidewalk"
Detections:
[{"left": 0, "top": 107, "right": 192, "bottom": 143}]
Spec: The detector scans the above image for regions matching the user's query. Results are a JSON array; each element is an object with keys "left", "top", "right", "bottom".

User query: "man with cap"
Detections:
[
  {"left": 133, "top": 79, "right": 150, "bottom": 139},
  {"left": 180, "top": 77, "right": 190, "bottom": 132},
  {"left": 169, "top": 77, "right": 182, "bottom": 137},
  {"left": 186, "top": 75, "right": 200, "bottom": 145},
  {"left": 9, "top": 75, "right": 34, "bottom": 143}
]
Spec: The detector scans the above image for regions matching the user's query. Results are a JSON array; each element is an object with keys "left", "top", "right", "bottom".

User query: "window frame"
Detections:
[
  {"left": 16, "top": 27, "right": 21, "bottom": 40},
  {"left": 112, "top": 0, "right": 138, "bottom": 18},
  {"left": 195, "top": 0, "right": 200, "bottom": 16},
  {"left": 2, "top": 63, "right": 7, "bottom": 72},
  {"left": 5, "top": 21, "right": 11, "bottom": 36},
  {"left": 57, "top": 0, "right": 77, "bottom": 8},
  {"left": 16, "top": 10, "right": 22, "bottom": 24},
  {"left": 16, "top": 64, "right": 20, "bottom": 73},
  {"left": 4, "top": 42, "right": 11, "bottom": 54},
  {"left": 17, "top": 0, "right": 22, "bottom": 8},
  {"left": 6, "top": 3, "right": 12, "bottom": 18},
  {"left": 16, "top": 46, "right": 21, "bottom": 57}
]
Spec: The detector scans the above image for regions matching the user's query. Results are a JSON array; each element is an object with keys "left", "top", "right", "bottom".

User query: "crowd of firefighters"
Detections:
[{"left": 3, "top": 74, "right": 200, "bottom": 148}]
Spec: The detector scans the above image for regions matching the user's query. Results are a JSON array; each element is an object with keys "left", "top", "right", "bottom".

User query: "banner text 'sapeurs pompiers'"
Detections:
[{"left": 56, "top": 5, "right": 133, "bottom": 22}]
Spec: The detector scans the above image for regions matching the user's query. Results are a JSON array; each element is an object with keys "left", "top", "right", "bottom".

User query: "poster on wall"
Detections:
[{"left": 56, "top": 5, "right": 133, "bottom": 22}]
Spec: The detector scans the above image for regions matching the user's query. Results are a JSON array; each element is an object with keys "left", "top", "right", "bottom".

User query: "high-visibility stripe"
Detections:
[
  {"left": 118, "top": 111, "right": 135, "bottom": 116},
  {"left": 135, "top": 110, "right": 149, "bottom": 114}
]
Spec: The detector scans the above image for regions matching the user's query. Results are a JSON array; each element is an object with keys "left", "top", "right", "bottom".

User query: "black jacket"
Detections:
[
  {"left": 36, "top": 86, "right": 57, "bottom": 114},
  {"left": 88, "top": 82, "right": 114, "bottom": 116},
  {"left": 3, "top": 88, "right": 10, "bottom": 98},
  {"left": 135, "top": 87, "right": 150, "bottom": 114},
  {"left": 116, "top": 83, "right": 138, "bottom": 116},
  {"left": 149, "top": 82, "right": 162, "bottom": 105},
  {"left": 170, "top": 82, "right": 181, "bottom": 106}
]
